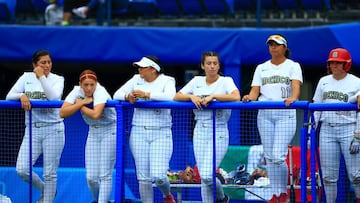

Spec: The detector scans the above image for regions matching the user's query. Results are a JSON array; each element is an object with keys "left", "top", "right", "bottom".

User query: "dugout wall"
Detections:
[{"left": 1, "top": 100, "right": 358, "bottom": 202}]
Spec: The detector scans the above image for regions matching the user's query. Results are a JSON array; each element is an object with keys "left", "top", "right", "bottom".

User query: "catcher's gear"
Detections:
[
  {"left": 350, "top": 135, "right": 360, "bottom": 154},
  {"left": 327, "top": 48, "right": 352, "bottom": 72}
]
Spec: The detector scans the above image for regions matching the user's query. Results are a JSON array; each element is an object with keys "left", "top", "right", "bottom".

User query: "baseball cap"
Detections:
[
  {"left": 266, "top": 35, "right": 287, "bottom": 47},
  {"left": 133, "top": 57, "right": 161, "bottom": 72}
]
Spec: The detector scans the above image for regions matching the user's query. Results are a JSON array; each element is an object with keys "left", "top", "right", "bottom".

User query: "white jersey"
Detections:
[
  {"left": 64, "top": 83, "right": 116, "bottom": 126},
  {"left": 251, "top": 59, "right": 303, "bottom": 101},
  {"left": 6, "top": 72, "right": 64, "bottom": 124},
  {"left": 179, "top": 76, "right": 238, "bottom": 124},
  {"left": 113, "top": 74, "right": 176, "bottom": 127},
  {"left": 313, "top": 73, "right": 360, "bottom": 124}
]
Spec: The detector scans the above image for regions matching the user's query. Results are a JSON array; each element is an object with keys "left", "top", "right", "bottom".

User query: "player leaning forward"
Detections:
[
  {"left": 312, "top": 48, "right": 360, "bottom": 203},
  {"left": 6, "top": 50, "right": 65, "bottom": 203},
  {"left": 60, "top": 70, "right": 116, "bottom": 203},
  {"left": 113, "top": 56, "right": 177, "bottom": 203}
]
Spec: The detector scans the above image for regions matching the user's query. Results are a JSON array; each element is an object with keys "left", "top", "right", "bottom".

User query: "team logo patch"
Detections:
[{"left": 332, "top": 51, "right": 338, "bottom": 58}]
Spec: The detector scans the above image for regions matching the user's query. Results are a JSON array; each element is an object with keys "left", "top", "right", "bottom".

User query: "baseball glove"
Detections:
[{"left": 178, "top": 166, "right": 195, "bottom": 183}]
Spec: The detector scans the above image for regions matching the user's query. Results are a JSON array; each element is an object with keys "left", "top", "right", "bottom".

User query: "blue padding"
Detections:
[
  {"left": 0, "top": 167, "right": 117, "bottom": 202},
  {"left": 0, "top": 23, "right": 360, "bottom": 67}
]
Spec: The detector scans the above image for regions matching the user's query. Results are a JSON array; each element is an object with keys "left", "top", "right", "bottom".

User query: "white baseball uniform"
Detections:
[
  {"left": 313, "top": 73, "right": 360, "bottom": 203},
  {"left": 250, "top": 59, "right": 303, "bottom": 196},
  {"left": 6, "top": 72, "right": 65, "bottom": 203},
  {"left": 178, "top": 75, "right": 238, "bottom": 203},
  {"left": 64, "top": 83, "right": 116, "bottom": 203},
  {"left": 113, "top": 74, "right": 176, "bottom": 203}
]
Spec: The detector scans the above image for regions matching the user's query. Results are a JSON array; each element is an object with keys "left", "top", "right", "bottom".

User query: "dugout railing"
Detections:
[{"left": 0, "top": 100, "right": 358, "bottom": 202}]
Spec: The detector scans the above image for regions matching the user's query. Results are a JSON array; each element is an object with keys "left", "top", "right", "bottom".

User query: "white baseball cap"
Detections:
[
  {"left": 266, "top": 35, "right": 287, "bottom": 47},
  {"left": 133, "top": 57, "right": 161, "bottom": 72}
]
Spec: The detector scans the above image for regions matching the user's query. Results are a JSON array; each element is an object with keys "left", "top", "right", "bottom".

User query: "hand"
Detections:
[
  {"left": 200, "top": 95, "right": 213, "bottom": 107},
  {"left": 75, "top": 97, "right": 93, "bottom": 106},
  {"left": 82, "top": 96, "right": 93, "bottom": 105},
  {"left": 33, "top": 66, "right": 45, "bottom": 79},
  {"left": 20, "top": 94, "right": 31, "bottom": 111},
  {"left": 132, "top": 90, "right": 147, "bottom": 99},
  {"left": 284, "top": 97, "right": 296, "bottom": 107},
  {"left": 189, "top": 95, "right": 203, "bottom": 110},
  {"left": 126, "top": 93, "right": 137, "bottom": 104},
  {"left": 349, "top": 135, "right": 360, "bottom": 154},
  {"left": 242, "top": 95, "right": 252, "bottom": 102}
]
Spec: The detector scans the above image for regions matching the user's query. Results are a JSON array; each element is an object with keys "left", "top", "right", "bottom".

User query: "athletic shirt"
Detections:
[
  {"left": 64, "top": 83, "right": 116, "bottom": 126},
  {"left": 6, "top": 72, "right": 64, "bottom": 124},
  {"left": 113, "top": 74, "right": 176, "bottom": 127},
  {"left": 313, "top": 73, "right": 360, "bottom": 124},
  {"left": 179, "top": 76, "right": 238, "bottom": 125},
  {"left": 251, "top": 59, "right": 303, "bottom": 101}
]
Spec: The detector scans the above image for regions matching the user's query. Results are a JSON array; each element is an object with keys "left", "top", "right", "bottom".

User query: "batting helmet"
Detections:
[{"left": 327, "top": 48, "right": 352, "bottom": 72}]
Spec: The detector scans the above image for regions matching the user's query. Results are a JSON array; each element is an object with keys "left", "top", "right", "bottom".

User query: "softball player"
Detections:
[
  {"left": 60, "top": 69, "right": 116, "bottom": 203},
  {"left": 113, "top": 56, "right": 176, "bottom": 203},
  {"left": 6, "top": 50, "right": 65, "bottom": 203},
  {"left": 173, "top": 51, "right": 240, "bottom": 203},
  {"left": 312, "top": 48, "right": 360, "bottom": 203},
  {"left": 242, "top": 35, "right": 303, "bottom": 203}
]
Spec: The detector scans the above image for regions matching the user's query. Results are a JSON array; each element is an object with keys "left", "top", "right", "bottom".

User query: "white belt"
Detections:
[
  {"left": 134, "top": 126, "right": 169, "bottom": 130},
  {"left": 325, "top": 122, "right": 352, "bottom": 127},
  {"left": 33, "top": 121, "right": 61, "bottom": 128},
  {"left": 197, "top": 123, "right": 227, "bottom": 128}
]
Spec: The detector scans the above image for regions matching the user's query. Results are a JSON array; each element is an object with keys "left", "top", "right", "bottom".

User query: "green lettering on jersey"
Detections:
[
  {"left": 262, "top": 75, "right": 290, "bottom": 85},
  {"left": 322, "top": 91, "right": 349, "bottom": 102},
  {"left": 25, "top": 91, "right": 46, "bottom": 100}
]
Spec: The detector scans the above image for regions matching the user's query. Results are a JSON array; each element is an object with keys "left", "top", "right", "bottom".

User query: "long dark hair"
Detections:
[
  {"left": 32, "top": 50, "right": 51, "bottom": 64},
  {"left": 276, "top": 34, "right": 291, "bottom": 58}
]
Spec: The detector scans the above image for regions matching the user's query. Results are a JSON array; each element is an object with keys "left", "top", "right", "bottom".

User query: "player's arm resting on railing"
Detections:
[
  {"left": 6, "top": 74, "right": 31, "bottom": 110},
  {"left": 242, "top": 86, "right": 260, "bottom": 102},
  {"left": 174, "top": 92, "right": 203, "bottom": 110},
  {"left": 201, "top": 89, "right": 241, "bottom": 107},
  {"left": 6, "top": 73, "right": 27, "bottom": 100},
  {"left": 284, "top": 79, "right": 301, "bottom": 106},
  {"left": 208, "top": 89, "right": 240, "bottom": 102},
  {"left": 80, "top": 103, "right": 105, "bottom": 120},
  {"left": 60, "top": 97, "right": 93, "bottom": 118}
]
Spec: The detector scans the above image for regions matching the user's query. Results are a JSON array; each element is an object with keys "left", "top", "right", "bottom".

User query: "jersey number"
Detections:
[{"left": 281, "top": 87, "right": 291, "bottom": 98}]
